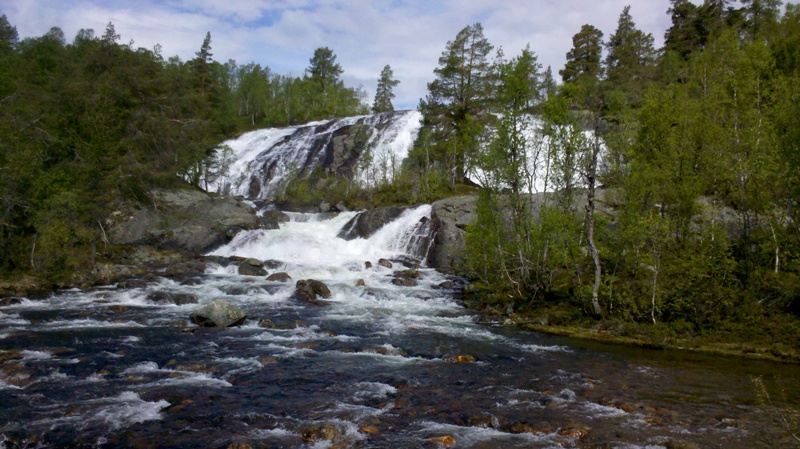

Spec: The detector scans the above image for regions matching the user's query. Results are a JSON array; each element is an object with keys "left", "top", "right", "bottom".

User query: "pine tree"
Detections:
[
  {"left": 419, "top": 22, "right": 494, "bottom": 185},
  {"left": 604, "top": 6, "right": 657, "bottom": 104},
  {"left": 306, "top": 47, "right": 343, "bottom": 91},
  {"left": 560, "top": 24, "right": 604, "bottom": 84},
  {"left": 372, "top": 64, "right": 399, "bottom": 113}
]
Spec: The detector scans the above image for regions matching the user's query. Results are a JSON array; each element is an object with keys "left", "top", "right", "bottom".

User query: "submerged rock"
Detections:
[{"left": 190, "top": 299, "right": 246, "bottom": 327}]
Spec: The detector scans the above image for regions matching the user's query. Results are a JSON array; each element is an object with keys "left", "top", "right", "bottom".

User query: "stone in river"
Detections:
[{"left": 190, "top": 299, "right": 246, "bottom": 327}]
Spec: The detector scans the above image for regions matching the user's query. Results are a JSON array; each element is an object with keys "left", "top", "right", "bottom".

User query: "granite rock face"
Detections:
[{"left": 107, "top": 188, "right": 261, "bottom": 253}]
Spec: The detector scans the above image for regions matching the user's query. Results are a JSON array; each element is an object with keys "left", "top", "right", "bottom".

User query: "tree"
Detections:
[
  {"left": 193, "top": 31, "right": 213, "bottom": 94},
  {"left": 373, "top": 64, "right": 399, "bottom": 113},
  {"left": 0, "top": 14, "right": 19, "bottom": 52},
  {"left": 740, "top": 0, "right": 783, "bottom": 40},
  {"left": 306, "top": 47, "right": 343, "bottom": 91},
  {"left": 418, "top": 22, "right": 494, "bottom": 186},
  {"left": 604, "top": 6, "right": 657, "bottom": 104},
  {"left": 560, "top": 24, "right": 604, "bottom": 84}
]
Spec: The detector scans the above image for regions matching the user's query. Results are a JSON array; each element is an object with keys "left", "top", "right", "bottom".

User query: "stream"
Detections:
[{"left": 1, "top": 207, "right": 798, "bottom": 448}]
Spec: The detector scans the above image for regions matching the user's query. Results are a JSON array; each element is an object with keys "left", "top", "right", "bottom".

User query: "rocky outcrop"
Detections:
[
  {"left": 190, "top": 299, "right": 247, "bottom": 327},
  {"left": 107, "top": 188, "right": 261, "bottom": 254},
  {"left": 337, "top": 206, "right": 411, "bottom": 240},
  {"left": 427, "top": 195, "right": 478, "bottom": 273}
]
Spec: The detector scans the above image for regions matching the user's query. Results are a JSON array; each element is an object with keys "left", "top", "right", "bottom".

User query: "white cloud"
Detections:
[{"left": 2, "top": 0, "right": 673, "bottom": 110}]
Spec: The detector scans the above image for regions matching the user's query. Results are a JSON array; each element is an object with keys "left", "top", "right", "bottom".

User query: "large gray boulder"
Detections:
[
  {"left": 427, "top": 195, "right": 478, "bottom": 273},
  {"left": 107, "top": 188, "right": 261, "bottom": 253},
  {"left": 190, "top": 299, "right": 247, "bottom": 327}
]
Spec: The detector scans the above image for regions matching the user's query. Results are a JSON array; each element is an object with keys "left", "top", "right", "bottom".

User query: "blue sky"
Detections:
[{"left": 2, "top": 0, "right": 675, "bottom": 110}]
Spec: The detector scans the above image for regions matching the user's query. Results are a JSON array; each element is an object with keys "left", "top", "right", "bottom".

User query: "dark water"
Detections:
[{"left": 2, "top": 211, "right": 798, "bottom": 448}]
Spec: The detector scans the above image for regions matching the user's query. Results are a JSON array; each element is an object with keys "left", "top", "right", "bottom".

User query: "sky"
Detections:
[{"left": 2, "top": 0, "right": 676, "bottom": 110}]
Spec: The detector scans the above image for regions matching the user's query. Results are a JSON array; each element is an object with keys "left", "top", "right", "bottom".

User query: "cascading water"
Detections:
[
  {"left": 2, "top": 207, "right": 799, "bottom": 448},
  {"left": 206, "top": 110, "right": 422, "bottom": 200}
]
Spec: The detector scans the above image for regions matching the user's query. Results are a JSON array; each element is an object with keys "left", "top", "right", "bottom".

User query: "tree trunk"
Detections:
[{"left": 586, "top": 133, "right": 602, "bottom": 317}]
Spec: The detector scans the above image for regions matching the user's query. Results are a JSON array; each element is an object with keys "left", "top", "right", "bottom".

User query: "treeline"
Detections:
[
  {"left": 403, "top": 1, "right": 800, "bottom": 343},
  {"left": 0, "top": 17, "right": 369, "bottom": 278}
]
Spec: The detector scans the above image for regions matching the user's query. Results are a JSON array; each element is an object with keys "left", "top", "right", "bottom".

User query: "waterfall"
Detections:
[
  {"left": 208, "top": 205, "right": 434, "bottom": 282},
  {"left": 205, "top": 110, "right": 422, "bottom": 200}
]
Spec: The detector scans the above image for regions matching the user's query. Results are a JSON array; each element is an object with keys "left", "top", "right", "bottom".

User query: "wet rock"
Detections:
[
  {"left": 266, "top": 272, "right": 292, "bottom": 282},
  {"left": 0, "top": 350, "right": 23, "bottom": 364},
  {"left": 365, "top": 261, "right": 373, "bottom": 269},
  {"left": 293, "top": 280, "right": 331, "bottom": 306},
  {"left": 0, "top": 297, "right": 23, "bottom": 306},
  {"left": 378, "top": 258, "right": 393, "bottom": 269},
  {"left": 395, "top": 255, "right": 421, "bottom": 269},
  {"left": 258, "top": 318, "right": 275, "bottom": 328},
  {"left": 429, "top": 435, "right": 456, "bottom": 447},
  {"left": 190, "top": 299, "right": 247, "bottom": 327},
  {"left": 164, "top": 260, "right": 206, "bottom": 278},
  {"left": 238, "top": 263, "right": 268, "bottom": 276},
  {"left": 434, "top": 280, "right": 456, "bottom": 290},
  {"left": 307, "top": 279, "right": 332, "bottom": 298},
  {"left": 243, "top": 258, "right": 263, "bottom": 267},
  {"left": 558, "top": 426, "right": 590, "bottom": 439},
  {"left": 117, "top": 279, "right": 149, "bottom": 289},
  {"left": 147, "top": 291, "right": 173, "bottom": 304},
  {"left": 147, "top": 291, "right": 199, "bottom": 305},
  {"left": 394, "top": 269, "right": 422, "bottom": 279},
  {"left": 173, "top": 294, "right": 199, "bottom": 305},
  {"left": 180, "top": 277, "right": 204, "bottom": 286},
  {"left": 338, "top": 206, "right": 410, "bottom": 240},
  {"left": 391, "top": 278, "right": 417, "bottom": 287},
  {"left": 355, "top": 279, "right": 366, "bottom": 287},
  {"left": 444, "top": 355, "right": 476, "bottom": 363},
  {"left": 263, "top": 259, "right": 283, "bottom": 270},
  {"left": 259, "top": 356, "right": 278, "bottom": 365},
  {"left": 107, "top": 305, "right": 129, "bottom": 313},
  {"left": 360, "top": 425, "right": 380, "bottom": 435},
  {"left": 226, "top": 444, "right": 252, "bottom": 449},
  {"left": 1, "top": 363, "right": 33, "bottom": 387},
  {"left": 299, "top": 423, "right": 340, "bottom": 442}
]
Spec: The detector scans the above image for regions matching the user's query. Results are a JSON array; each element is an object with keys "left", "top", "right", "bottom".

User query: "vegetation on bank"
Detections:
[{"left": 401, "top": 1, "right": 800, "bottom": 359}]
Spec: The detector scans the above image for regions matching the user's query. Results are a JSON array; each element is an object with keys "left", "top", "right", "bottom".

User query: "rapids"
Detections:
[{"left": 1, "top": 209, "right": 799, "bottom": 448}]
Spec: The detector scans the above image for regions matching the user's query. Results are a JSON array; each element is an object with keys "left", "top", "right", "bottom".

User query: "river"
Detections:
[{"left": 1, "top": 207, "right": 798, "bottom": 448}]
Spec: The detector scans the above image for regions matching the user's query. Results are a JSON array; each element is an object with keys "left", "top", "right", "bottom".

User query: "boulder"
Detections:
[
  {"left": 190, "top": 299, "right": 246, "bottom": 327},
  {"left": 307, "top": 279, "right": 332, "bottom": 298},
  {"left": 293, "top": 279, "right": 332, "bottom": 305},
  {"left": 266, "top": 272, "right": 292, "bottom": 282},
  {"left": 107, "top": 188, "right": 261, "bottom": 254},
  {"left": 238, "top": 263, "right": 268, "bottom": 277},
  {"left": 378, "top": 258, "right": 393, "bottom": 269},
  {"left": 428, "top": 195, "right": 478, "bottom": 273}
]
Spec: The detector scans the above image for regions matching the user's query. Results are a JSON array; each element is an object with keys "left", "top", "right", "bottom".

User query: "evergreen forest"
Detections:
[{"left": 2, "top": 1, "right": 800, "bottom": 356}]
